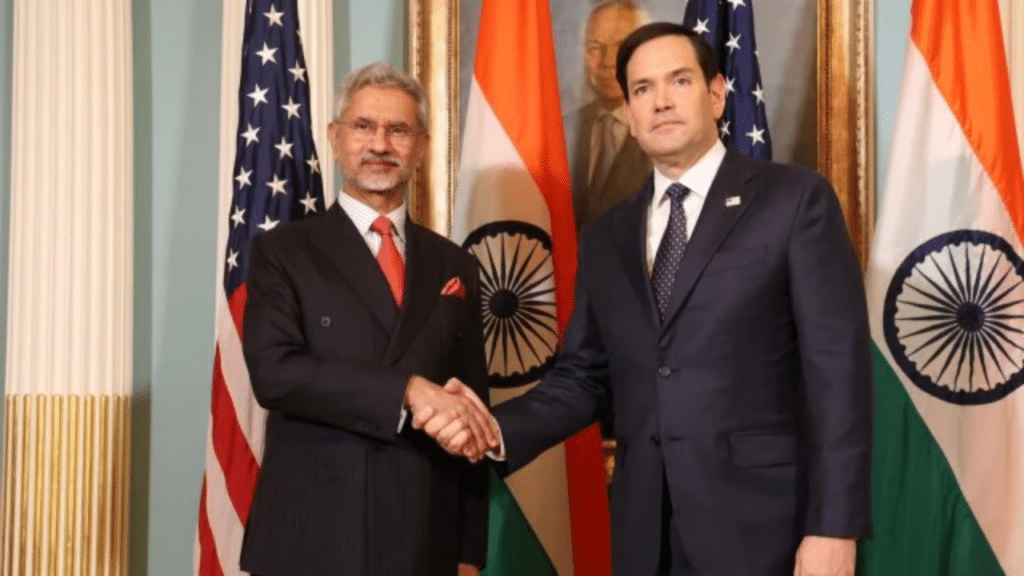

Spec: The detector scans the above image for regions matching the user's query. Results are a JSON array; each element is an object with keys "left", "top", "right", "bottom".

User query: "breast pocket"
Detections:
[{"left": 704, "top": 245, "right": 766, "bottom": 276}]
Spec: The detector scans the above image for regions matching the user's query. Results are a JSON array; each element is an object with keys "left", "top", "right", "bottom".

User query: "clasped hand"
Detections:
[{"left": 404, "top": 376, "right": 499, "bottom": 462}]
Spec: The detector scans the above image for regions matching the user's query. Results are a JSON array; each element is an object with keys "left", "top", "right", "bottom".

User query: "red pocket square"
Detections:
[{"left": 441, "top": 276, "right": 467, "bottom": 299}]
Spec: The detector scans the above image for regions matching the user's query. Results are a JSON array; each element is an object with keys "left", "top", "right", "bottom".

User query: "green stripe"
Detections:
[
  {"left": 482, "top": 471, "right": 558, "bottom": 576},
  {"left": 858, "top": 345, "right": 1003, "bottom": 575}
]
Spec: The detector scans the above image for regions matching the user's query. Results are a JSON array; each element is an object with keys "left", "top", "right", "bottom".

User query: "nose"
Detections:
[
  {"left": 367, "top": 125, "right": 390, "bottom": 152},
  {"left": 653, "top": 83, "right": 673, "bottom": 112},
  {"left": 599, "top": 44, "right": 616, "bottom": 68}
]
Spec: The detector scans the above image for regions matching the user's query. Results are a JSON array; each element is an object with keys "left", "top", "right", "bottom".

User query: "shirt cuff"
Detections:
[{"left": 397, "top": 406, "right": 408, "bottom": 432}]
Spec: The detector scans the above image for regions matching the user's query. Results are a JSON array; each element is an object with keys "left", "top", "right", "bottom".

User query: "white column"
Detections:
[{"left": 3, "top": 0, "right": 133, "bottom": 574}]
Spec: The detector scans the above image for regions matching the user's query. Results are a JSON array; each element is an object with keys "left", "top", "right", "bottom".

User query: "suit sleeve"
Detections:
[
  {"left": 455, "top": 260, "right": 491, "bottom": 568},
  {"left": 787, "top": 177, "right": 873, "bottom": 538},
  {"left": 492, "top": 231, "right": 610, "bottom": 473},
  {"left": 242, "top": 232, "right": 408, "bottom": 442}
]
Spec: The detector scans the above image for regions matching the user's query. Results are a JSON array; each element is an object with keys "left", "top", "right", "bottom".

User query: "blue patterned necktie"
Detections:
[{"left": 651, "top": 183, "right": 691, "bottom": 321}]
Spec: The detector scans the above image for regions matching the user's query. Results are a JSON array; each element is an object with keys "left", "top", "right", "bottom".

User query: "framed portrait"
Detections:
[
  {"left": 407, "top": 0, "right": 874, "bottom": 261},
  {"left": 407, "top": 0, "right": 875, "bottom": 477}
]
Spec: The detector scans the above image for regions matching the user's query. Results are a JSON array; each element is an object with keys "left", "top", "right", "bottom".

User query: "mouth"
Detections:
[
  {"left": 651, "top": 119, "right": 683, "bottom": 131},
  {"left": 359, "top": 157, "right": 400, "bottom": 169}
]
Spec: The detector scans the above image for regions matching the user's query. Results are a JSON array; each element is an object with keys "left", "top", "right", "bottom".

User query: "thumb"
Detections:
[{"left": 443, "top": 378, "right": 465, "bottom": 393}]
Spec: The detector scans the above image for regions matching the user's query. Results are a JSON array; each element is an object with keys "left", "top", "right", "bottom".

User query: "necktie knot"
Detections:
[
  {"left": 665, "top": 182, "right": 689, "bottom": 203},
  {"left": 372, "top": 216, "right": 394, "bottom": 238}
]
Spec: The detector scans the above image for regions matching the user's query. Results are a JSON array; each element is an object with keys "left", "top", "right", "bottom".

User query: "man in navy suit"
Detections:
[
  {"left": 432, "top": 23, "right": 873, "bottom": 576},
  {"left": 239, "top": 62, "right": 496, "bottom": 576}
]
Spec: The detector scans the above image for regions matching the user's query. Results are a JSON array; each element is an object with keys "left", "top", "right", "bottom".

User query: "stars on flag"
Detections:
[
  {"left": 235, "top": 167, "right": 253, "bottom": 187},
  {"left": 684, "top": 0, "right": 772, "bottom": 159},
  {"left": 725, "top": 33, "right": 741, "bottom": 53},
  {"left": 231, "top": 206, "right": 247, "bottom": 228},
  {"left": 289, "top": 63, "right": 307, "bottom": 83},
  {"left": 222, "top": 0, "right": 324, "bottom": 297},
  {"left": 226, "top": 249, "right": 240, "bottom": 271},
  {"left": 281, "top": 98, "right": 301, "bottom": 119},
  {"left": 248, "top": 84, "right": 269, "bottom": 106},
  {"left": 256, "top": 216, "right": 280, "bottom": 232},
  {"left": 752, "top": 84, "right": 765, "bottom": 105},
  {"left": 267, "top": 174, "right": 289, "bottom": 196},
  {"left": 255, "top": 43, "right": 278, "bottom": 65},
  {"left": 275, "top": 137, "right": 294, "bottom": 159},
  {"left": 264, "top": 4, "right": 284, "bottom": 27},
  {"left": 241, "top": 123, "right": 260, "bottom": 146},
  {"left": 300, "top": 192, "right": 319, "bottom": 214},
  {"left": 745, "top": 125, "right": 765, "bottom": 146}
]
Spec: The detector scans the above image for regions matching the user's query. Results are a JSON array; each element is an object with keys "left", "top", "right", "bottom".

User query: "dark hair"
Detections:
[{"left": 615, "top": 22, "right": 720, "bottom": 101}]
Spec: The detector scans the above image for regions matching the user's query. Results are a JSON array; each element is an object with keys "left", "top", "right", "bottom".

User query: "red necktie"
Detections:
[{"left": 372, "top": 216, "right": 404, "bottom": 305}]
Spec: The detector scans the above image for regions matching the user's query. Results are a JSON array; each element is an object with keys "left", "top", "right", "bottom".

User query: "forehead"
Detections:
[
  {"left": 344, "top": 85, "right": 418, "bottom": 123},
  {"left": 586, "top": 6, "right": 640, "bottom": 40},
  {"left": 626, "top": 34, "right": 699, "bottom": 83}
]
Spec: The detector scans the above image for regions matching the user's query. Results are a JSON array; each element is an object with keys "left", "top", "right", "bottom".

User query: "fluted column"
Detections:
[{"left": 3, "top": 1, "right": 133, "bottom": 575}]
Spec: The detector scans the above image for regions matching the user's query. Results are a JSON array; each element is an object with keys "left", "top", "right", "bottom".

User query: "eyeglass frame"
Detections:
[{"left": 337, "top": 117, "right": 426, "bottom": 145}]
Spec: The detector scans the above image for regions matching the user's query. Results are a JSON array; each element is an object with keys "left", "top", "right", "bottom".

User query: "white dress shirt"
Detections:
[
  {"left": 337, "top": 189, "right": 407, "bottom": 259},
  {"left": 646, "top": 139, "right": 727, "bottom": 272}
]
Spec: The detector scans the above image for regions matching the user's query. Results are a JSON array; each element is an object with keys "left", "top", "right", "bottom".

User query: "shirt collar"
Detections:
[
  {"left": 336, "top": 189, "right": 407, "bottom": 242},
  {"left": 652, "top": 139, "right": 726, "bottom": 207}
]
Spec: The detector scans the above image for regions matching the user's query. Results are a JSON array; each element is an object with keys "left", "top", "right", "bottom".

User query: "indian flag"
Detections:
[
  {"left": 451, "top": 0, "right": 612, "bottom": 574},
  {"left": 863, "top": 0, "right": 1024, "bottom": 574}
]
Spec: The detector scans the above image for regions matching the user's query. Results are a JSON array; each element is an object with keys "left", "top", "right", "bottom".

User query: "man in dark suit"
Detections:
[
  {"left": 571, "top": 0, "right": 651, "bottom": 229},
  {"left": 239, "top": 62, "right": 496, "bottom": 576},
  {"left": 434, "top": 23, "right": 873, "bottom": 576}
]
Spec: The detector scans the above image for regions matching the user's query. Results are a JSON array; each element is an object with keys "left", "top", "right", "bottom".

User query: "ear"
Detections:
[
  {"left": 708, "top": 74, "right": 726, "bottom": 121},
  {"left": 327, "top": 121, "right": 343, "bottom": 159}
]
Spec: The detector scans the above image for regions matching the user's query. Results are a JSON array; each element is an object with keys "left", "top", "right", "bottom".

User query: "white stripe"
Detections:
[
  {"left": 867, "top": 43, "right": 1024, "bottom": 573},
  {"left": 216, "top": 286, "right": 268, "bottom": 460},
  {"left": 453, "top": 78, "right": 553, "bottom": 244},
  {"left": 204, "top": 425, "right": 249, "bottom": 576}
]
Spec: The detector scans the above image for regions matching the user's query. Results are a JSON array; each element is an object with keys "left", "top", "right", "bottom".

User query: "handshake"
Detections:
[{"left": 404, "top": 375, "right": 501, "bottom": 462}]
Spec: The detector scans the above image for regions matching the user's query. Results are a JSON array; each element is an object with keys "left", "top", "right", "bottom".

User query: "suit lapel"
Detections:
[
  {"left": 661, "top": 149, "right": 761, "bottom": 328},
  {"left": 309, "top": 204, "right": 399, "bottom": 332},
  {"left": 613, "top": 178, "right": 659, "bottom": 331},
  {"left": 383, "top": 222, "right": 447, "bottom": 364}
]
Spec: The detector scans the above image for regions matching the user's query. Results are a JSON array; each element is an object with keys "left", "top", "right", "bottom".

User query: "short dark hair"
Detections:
[{"left": 615, "top": 22, "right": 720, "bottom": 100}]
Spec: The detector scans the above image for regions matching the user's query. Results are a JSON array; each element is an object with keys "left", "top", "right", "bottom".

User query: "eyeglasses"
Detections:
[{"left": 340, "top": 119, "right": 422, "bottom": 144}]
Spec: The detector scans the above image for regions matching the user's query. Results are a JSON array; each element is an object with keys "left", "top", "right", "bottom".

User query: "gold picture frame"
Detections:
[{"left": 408, "top": 0, "right": 876, "bottom": 481}]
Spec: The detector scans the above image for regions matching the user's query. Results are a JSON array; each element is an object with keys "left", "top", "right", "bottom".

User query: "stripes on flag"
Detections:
[
  {"left": 863, "top": 0, "right": 1024, "bottom": 573},
  {"left": 196, "top": 1, "right": 325, "bottom": 573},
  {"left": 455, "top": 0, "right": 612, "bottom": 574},
  {"left": 684, "top": 0, "right": 772, "bottom": 159}
]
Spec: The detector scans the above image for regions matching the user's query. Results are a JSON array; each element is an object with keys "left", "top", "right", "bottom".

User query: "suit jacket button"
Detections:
[
  {"left": 650, "top": 435, "right": 661, "bottom": 447},
  {"left": 320, "top": 316, "right": 331, "bottom": 328},
  {"left": 658, "top": 366, "right": 672, "bottom": 378}
]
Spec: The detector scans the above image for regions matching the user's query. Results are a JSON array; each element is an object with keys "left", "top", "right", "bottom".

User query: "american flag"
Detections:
[
  {"left": 684, "top": 0, "right": 773, "bottom": 160},
  {"left": 196, "top": 0, "right": 324, "bottom": 573}
]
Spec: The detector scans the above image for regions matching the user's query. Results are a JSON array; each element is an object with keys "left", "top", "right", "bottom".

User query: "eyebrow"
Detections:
[{"left": 628, "top": 66, "right": 695, "bottom": 89}]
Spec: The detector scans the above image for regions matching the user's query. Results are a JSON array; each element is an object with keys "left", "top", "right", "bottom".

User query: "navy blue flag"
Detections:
[
  {"left": 224, "top": 0, "right": 325, "bottom": 295},
  {"left": 683, "top": 0, "right": 773, "bottom": 160}
]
